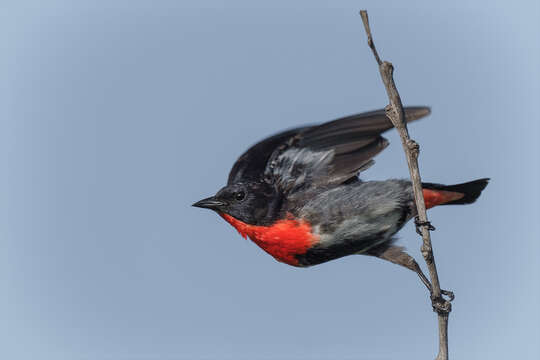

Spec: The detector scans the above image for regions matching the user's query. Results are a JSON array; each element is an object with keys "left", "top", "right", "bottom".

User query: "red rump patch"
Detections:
[
  {"left": 220, "top": 214, "right": 318, "bottom": 266},
  {"left": 422, "top": 189, "right": 464, "bottom": 209}
]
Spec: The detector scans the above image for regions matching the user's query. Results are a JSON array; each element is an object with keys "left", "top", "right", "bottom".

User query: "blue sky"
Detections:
[{"left": 1, "top": 1, "right": 539, "bottom": 359}]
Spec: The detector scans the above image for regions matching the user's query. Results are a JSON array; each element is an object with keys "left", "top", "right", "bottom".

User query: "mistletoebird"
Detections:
[{"left": 193, "top": 107, "right": 488, "bottom": 291}]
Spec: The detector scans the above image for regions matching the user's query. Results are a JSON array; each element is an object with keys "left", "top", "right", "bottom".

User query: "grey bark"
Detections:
[{"left": 359, "top": 10, "right": 453, "bottom": 360}]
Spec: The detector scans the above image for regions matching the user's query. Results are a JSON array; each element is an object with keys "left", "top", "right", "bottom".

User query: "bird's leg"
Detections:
[
  {"left": 367, "top": 244, "right": 431, "bottom": 291},
  {"left": 366, "top": 244, "right": 454, "bottom": 303}
]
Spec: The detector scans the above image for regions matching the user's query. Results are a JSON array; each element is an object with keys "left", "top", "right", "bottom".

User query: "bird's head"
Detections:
[{"left": 192, "top": 181, "right": 281, "bottom": 225}]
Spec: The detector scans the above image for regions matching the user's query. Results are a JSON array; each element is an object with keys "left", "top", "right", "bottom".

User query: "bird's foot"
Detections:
[
  {"left": 430, "top": 289, "right": 454, "bottom": 314},
  {"left": 414, "top": 216, "right": 435, "bottom": 235}
]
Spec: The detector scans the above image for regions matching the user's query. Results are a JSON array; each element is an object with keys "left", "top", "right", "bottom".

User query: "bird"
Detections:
[{"left": 193, "top": 106, "right": 489, "bottom": 292}]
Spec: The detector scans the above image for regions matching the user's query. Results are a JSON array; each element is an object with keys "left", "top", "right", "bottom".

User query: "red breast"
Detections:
[{"left": 220, "top": 213, "right": 319, "bottom": 266}]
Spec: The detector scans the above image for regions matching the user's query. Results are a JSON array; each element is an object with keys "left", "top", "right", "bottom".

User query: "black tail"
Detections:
[{"left": 422, "top": 178, "right": 490, "bottom": 205}]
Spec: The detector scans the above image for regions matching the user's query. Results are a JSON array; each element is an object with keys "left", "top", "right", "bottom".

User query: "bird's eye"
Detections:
[{"left": 235, "top": 191, "right": 245, "bottom": 201}]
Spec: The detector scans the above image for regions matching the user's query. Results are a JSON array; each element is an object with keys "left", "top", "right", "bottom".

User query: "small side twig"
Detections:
[{"left": 359, "top": 10, "right": 452, "bottom": 360}]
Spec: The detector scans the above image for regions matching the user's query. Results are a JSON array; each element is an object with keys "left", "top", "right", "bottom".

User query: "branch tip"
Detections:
[{"left": 359, "top": 10, "right": 382, "bottom": 65}]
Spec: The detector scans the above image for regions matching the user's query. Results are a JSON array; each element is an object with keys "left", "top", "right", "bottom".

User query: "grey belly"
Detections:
[{"left": 292, "top": 180, "right": 412, "bottom": 266}]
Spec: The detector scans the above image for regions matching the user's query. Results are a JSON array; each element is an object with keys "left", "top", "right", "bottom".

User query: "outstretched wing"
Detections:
[{"left": 228, "top": 106, "right": 430, "bottom": 192}]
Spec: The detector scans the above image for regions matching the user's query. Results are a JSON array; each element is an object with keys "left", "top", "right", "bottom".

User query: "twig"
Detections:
[{"left": 359, "top": 10, "right": 453, "bottom": 360}]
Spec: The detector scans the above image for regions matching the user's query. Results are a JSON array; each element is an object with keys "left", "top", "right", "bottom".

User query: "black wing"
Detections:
[
  {"left": 228, "top": 106, "right": 430, "bottom": 192},
  {"left": 227, "top": 126, "right": 311, "bottom": 185}
]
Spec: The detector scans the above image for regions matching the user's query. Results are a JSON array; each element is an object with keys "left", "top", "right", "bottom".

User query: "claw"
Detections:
[
  {"left": 431, "top": 296, "right": 452, "bottom": 314},
  {"left": 430, "top": 289, "right": 454, "bottom": 314},
  {"left": 441, "top": 289, "right": 455, "bottom": 302},
  {"left": 414, "top": 216, "right": 436, "bottom": 235}
]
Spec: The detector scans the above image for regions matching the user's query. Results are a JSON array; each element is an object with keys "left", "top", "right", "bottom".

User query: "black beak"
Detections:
[{"left": 192, "top": 197, "right": 227, "bottom": 210}]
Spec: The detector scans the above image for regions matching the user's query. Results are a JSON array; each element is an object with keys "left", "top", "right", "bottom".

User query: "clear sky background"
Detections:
[{"left": 1, "top": 1, "right": 539, "bottom": 359}]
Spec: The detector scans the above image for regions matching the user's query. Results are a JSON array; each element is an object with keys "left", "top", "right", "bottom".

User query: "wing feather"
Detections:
[
  {"left": 227, "top": 106, "right": 430, "bottom": 193},
  {"left": 227, "top": 126, "right": 310, "bottom": 185}
]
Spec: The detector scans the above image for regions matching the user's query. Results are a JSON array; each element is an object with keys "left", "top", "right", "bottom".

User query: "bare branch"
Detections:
[
  {"left": 359, "top": 10, "right": 452, "bottom": 360},
  {"left": 359, "top": 11, "right": 382, "bottom": 66}
]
